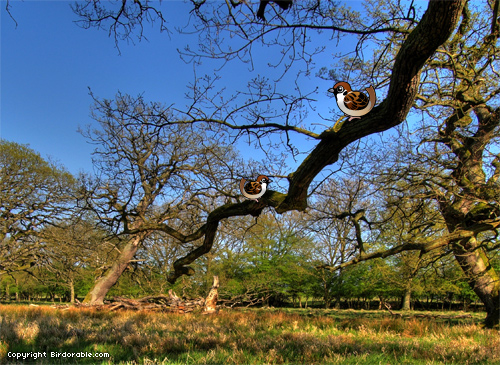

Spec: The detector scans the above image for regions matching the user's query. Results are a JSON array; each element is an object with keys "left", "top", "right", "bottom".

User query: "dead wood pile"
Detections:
[
  {"left": 63, "top": 276, "right": 221, "bottom": 313},
  {"left": 102, "top": 290, "right": 204, "bottom": 313},
  {"left": 67, "top": 289, "right": 205, "bottom": 313}
]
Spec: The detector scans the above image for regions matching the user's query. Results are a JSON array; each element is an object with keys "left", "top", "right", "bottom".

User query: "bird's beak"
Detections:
[{"left": 328, "top": 88, "right": 335, "bottom": 94}]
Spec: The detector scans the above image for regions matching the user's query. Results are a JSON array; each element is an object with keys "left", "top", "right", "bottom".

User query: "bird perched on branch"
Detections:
[
  {"left": 240, "top": 175, "right": 271, "bottom": 202},
  {"left": 329, "top": 81, "right": 376, "bottom": 126},
  {"left": 257, "top": 0, "right": 293, "bottom": 21}
]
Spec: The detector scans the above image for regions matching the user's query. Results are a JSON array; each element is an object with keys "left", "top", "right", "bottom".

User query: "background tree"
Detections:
[
  {"left": 0, "top": 140, "right": 74, "bottom": 275},
  {"left": 78, "top": 93, "right": 242, "bottom": 304},
  {"left": 206, "top": 212, "right": 315, "bottom": 307},
  {"left": 307, "top": 173, "right": 375, "bottom": 308},
  {"left": 39, "top": 217, "right": 113, "bottom": 303}
]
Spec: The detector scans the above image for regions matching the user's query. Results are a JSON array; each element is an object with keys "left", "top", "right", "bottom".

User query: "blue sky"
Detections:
[
  {"left": 1, "top": 1, "right": 360, "bottom": 177},
  {"left": 2, "top": 1, "right": 202, "bottom": 174}
]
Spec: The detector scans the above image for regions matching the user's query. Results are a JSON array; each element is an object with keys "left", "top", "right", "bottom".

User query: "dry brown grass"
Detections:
[{"left": 0, "top": 305, "right": 497, "bottom": 364}]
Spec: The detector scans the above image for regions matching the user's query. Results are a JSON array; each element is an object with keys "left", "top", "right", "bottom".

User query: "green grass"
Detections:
[{"left": 0, "top": 305, "right": 498, "bottom": 364}]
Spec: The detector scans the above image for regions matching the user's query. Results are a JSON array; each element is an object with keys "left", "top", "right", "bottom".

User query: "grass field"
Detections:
[{"left": 0, "top": 305, "right": 498, "bottom": 364}]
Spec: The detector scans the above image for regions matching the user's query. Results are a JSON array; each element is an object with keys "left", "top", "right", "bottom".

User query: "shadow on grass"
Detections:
[
  {"left": 0, "top": 306, "right": 496, "bottom": 364},
  {"left": 257, "top": 307, "right": 485, "bottom": 326}
]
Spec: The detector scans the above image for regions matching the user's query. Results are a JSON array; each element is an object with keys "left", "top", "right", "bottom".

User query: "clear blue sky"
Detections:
[
  {"left": 1, "top": 1, "right": 203, "bottom": 174},
  {"left": 1, "top": 1, "right": 357, "bottom": 177}
]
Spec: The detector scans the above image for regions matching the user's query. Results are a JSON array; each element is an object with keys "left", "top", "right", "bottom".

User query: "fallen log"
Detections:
[
  {"left": 383, "top": 302, "right": 403, "bottom": 318},
  {"left": 76, "top": 295, "right": 205, "bottom": 312}
]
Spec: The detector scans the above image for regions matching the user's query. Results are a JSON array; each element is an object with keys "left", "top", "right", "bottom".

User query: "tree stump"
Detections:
[{"left": 203, "top": 276, "right": 219, "bottom": 314}]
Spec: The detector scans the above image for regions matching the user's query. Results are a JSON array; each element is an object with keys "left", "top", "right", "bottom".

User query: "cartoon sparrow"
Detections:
[
  {"left": 239, "top": 175, "right": 271, "bottom": 202},
  {"left": 328, "top": 81, "right": 376, "bottom": 121}
]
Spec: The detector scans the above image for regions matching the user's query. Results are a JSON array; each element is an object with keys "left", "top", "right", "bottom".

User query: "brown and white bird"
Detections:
[
  {"left": 328, "top": 82, "right": 376, "bottom": 121},
  {"left": 239, "top": 175, "right": 271, "bottom": 202}
]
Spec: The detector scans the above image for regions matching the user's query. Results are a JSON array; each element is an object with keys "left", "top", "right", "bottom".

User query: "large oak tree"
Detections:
[{"left": 69, "top": 0, "right": 500, "bottom": 328}]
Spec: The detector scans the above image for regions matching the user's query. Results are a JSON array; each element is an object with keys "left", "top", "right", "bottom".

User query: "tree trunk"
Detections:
[
  {"left": 323, "top": 280, "right": 330, "bottom": 309},
  {"left": 453, "top": 236, "right": 499, "bottom": 328},
  {"left": 14, "top": 277, "right": 19, "bottom": 302},
  {"left": 401, "top": 284, "right": 412, "bottom": 311},
  {"left": 83, "top": 235, "right": 143, "bottom": 305},
  {"left": 463, "top": 298, "right": 470, "bottom": 312},
  {"left": 70, "top": 279, "right": 75, "bottom": 304},
  {"left": 335, "top": 296, "right": 340, "bottom": 309}
]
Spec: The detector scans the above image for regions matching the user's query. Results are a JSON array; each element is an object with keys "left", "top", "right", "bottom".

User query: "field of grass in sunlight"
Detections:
[{"left": 0, "top": 305, "right": 498, "bottom": 364}]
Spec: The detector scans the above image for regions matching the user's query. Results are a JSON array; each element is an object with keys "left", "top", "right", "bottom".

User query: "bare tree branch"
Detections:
[{"left": 319, "top": 219, "right": 500, "bottom": 273}]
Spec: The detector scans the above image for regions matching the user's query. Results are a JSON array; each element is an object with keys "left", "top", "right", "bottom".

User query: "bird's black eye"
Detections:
[{"left": 337, "top": 86, "right": 344, "bottom": 92}]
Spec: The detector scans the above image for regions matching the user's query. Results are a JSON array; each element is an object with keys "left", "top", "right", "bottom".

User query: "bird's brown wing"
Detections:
[
  {"left": 244, "top": 181, "right": 262, "bottom": 195},
  {"left": 344, "top": 91, "right": 369, "bottom": 111}
]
